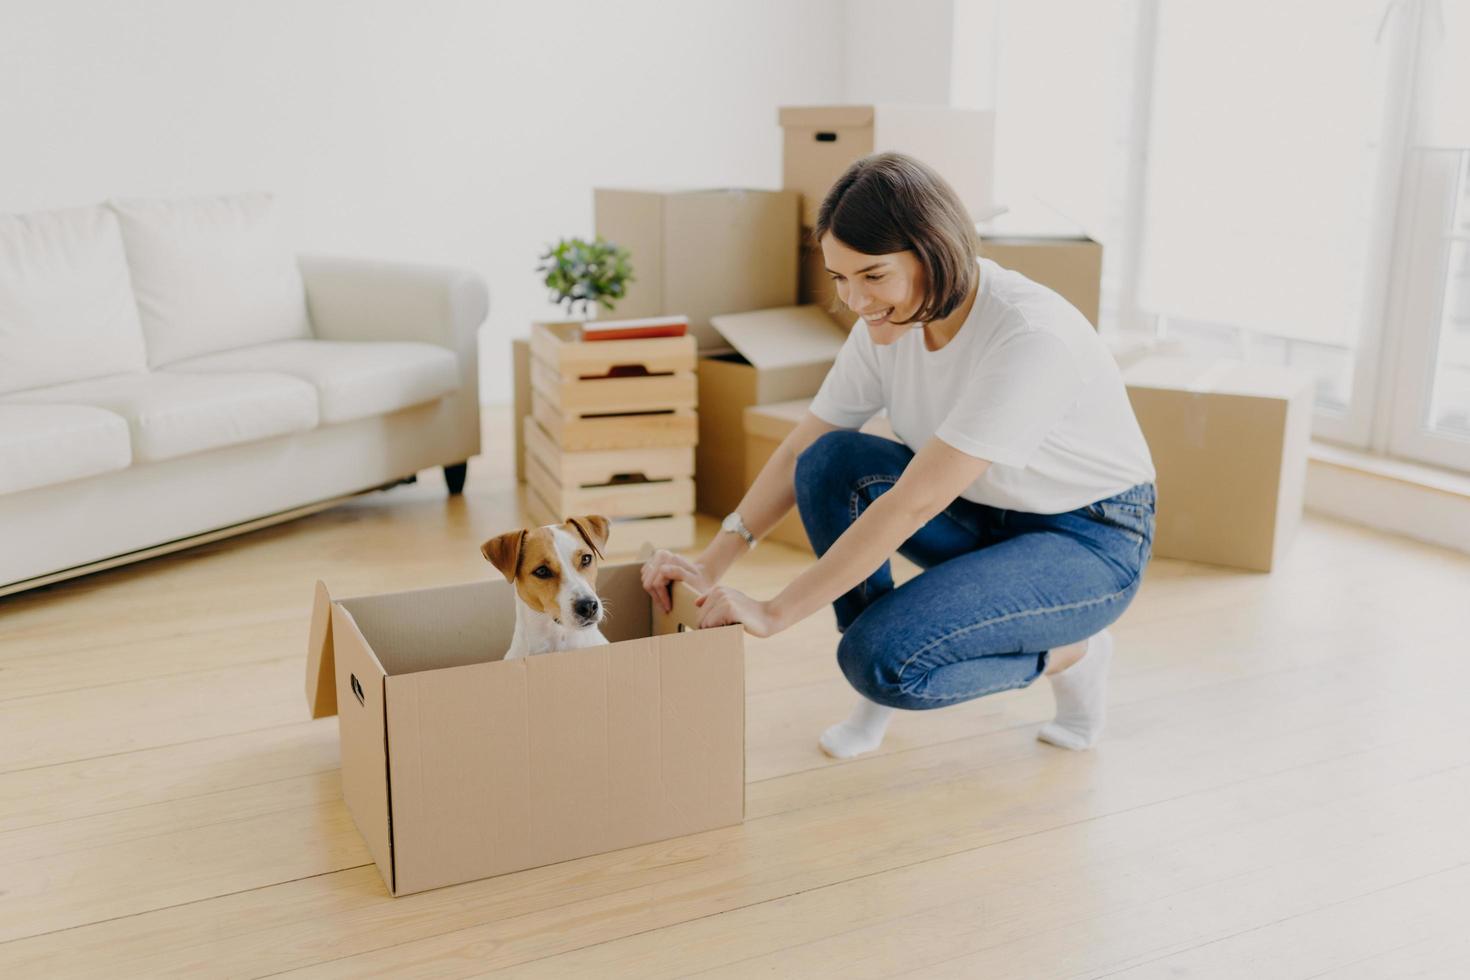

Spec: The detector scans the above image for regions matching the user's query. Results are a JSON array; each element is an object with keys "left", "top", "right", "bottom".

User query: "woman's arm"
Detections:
[
  {"left": 642, "top": 411, "right": 842, "bottom": 613},
  {"left": 696, "top": 437, "right": 991, "bottom": 633}
]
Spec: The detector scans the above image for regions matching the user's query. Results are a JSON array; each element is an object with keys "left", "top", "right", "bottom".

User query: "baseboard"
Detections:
[{"left": 1305, "top": 443, "right": 1470, "bottom": 556}]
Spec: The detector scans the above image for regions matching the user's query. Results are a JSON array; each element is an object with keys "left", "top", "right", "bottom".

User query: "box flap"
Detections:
[
  {"left": 1124, "top": 356, "right": 1316, "bottom": 401},
  {"left": 708, "top": 305, "right": 847, "bottom": 371},
  {"left": 779, "top": 105, "right": 874, "bottom": 128},
  {"left": 305, "top": 579, "right": 337, "bottom": 719}
]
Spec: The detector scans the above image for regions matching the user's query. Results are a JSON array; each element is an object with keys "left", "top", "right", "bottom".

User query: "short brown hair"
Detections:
[{"left": 812, "top": 152, "right": 977, "bottom": 325}]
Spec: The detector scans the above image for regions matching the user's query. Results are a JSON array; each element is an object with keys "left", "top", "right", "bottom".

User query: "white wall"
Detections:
[
  {"left": 0, "top": 0, "right": 846, "bottom": 405},
  {"left": 841, "top": 0, "right": 957, "bottom": 105}
]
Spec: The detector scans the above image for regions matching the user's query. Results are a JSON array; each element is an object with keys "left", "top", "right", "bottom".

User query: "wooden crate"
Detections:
[
  {"left": 530, "top": 321, "right": 699, "bottom": 451},
  {"left": 526, "top": 416, "right": 693, "bottom": 518},
  {"left": 525, "top": 414, "right": 694, "bottom": 486}
]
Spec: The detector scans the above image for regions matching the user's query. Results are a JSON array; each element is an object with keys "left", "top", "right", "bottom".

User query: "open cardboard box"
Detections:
[
  {"left": 697, "top": 304, "right": 849, "bottom": 518},
  {"left": 305, "top": 566, "right": 745, "bottom": 896}
]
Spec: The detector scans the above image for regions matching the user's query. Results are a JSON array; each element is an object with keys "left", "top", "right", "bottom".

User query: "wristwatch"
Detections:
[{"left": 721, "top": 511, "right": 756, "bottom": 549}]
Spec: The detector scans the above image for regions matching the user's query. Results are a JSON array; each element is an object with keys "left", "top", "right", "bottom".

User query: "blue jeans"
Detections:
[{"left": 794, "top": 430, "right": 1155, "bottom": 711}]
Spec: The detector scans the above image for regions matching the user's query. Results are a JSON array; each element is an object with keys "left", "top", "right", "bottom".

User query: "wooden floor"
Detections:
[{"left": 3, "top": 413, "right": 1470, "bottom": 979}]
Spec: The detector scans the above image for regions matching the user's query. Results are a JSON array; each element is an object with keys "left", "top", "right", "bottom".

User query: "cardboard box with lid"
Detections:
[
  {"left": 696, "top": 305, "right": 850, "bottom": 518},
  {"left": 780, "top": 105, "right": 997, "bottom": 227},
  {"left": 305, "top": 570, "right": 744, "bottom": 896},
  {"left": 1123, "top": 356, "right": 1315, "bottom": 572}
]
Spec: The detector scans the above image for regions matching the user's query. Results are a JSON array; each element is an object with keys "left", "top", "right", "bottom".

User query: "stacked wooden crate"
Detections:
[{"left": 523, "top": 321, "right": 697, "bottom": 555}]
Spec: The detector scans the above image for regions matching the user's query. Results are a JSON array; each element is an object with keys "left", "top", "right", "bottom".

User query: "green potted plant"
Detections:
[{"left": 537, "top": 235, "right": 634, "bottom": 318}]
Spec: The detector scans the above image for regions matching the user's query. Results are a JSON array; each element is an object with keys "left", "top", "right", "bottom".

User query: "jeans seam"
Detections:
[{"left": 896, "top": 570, "right": 1142, "bottom": 694}]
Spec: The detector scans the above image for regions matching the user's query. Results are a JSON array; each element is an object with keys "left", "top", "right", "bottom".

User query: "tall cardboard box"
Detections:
[
  {"left": 697, "top": 306, "right": 849, "bottom": 518},
  {"left": 305, "top": 569, "right": 744, "bottom": 897},
  {"left": 1123, "top": 356, "right": 1315, "bottom": 572},
  {"left": 744, "top": 398, "right": 899, "bottom": 551},
  {"left": 780, "top": 105, "right": 997, "bottom": 226},
  {"left": 593, "top": 188, "right": 799, "bottom": 350}
]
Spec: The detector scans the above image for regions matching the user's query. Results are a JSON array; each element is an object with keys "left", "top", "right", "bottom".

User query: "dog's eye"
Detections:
[
  {"left": 532, "top": 565, "right": 553, "bottom": 579},
  {"left": 580, "top": 553, "right": 592, "bottom": 567}
]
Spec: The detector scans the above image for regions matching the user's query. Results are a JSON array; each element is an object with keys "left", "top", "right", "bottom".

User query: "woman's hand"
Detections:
[
  {"left": 640, "top": 549, "right": 714, "bottom": 615},
  {"left": 694, "top": 585, "right": 784, "bottom": 638}
]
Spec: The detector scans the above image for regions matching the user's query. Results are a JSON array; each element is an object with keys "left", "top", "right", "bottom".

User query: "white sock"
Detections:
[
  {"left": 819, "top": 696, "right": 895, "bottom": 759},
  {"left": 1037, "top": 629, "right": 1114, "bottom": 751}
]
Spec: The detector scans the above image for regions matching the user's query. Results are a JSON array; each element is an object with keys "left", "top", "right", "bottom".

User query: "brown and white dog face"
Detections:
[{"left": 480, "top": 516, "right": 611, "bottom": 629}]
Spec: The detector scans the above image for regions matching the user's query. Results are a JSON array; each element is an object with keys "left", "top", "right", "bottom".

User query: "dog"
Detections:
[{"left": 480, "top": 515, "right": 612, "bottom": 660}]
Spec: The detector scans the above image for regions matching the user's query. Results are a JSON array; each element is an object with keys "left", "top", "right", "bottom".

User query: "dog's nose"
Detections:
[{"left": 573, "top": 596, "right": 600, "bottom": 622}]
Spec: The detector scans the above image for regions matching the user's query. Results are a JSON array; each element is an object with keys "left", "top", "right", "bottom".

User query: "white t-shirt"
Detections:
[{"left": 809, "top": 257, "right": 1155, "bottom": 514}]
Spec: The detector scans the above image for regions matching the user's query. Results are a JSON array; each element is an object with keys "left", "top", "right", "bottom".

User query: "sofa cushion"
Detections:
[
  {"left": 110, "top": 192, "right": 311, "bottom": 367},
  {"left": 0, "top": 404, "right": 132, "bottom": 496},
  {"left": 0, "top": 205, "right": 149, "bottom": 396},
  {"left": 2, "top": 371, "right": 318, "bottom": 463},
  {"left": 168, "top": 339, "right": 460, "bottom": 424}
]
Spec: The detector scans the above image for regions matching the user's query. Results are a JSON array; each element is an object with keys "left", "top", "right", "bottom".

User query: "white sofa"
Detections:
[{"left": 0, "top": 193, "right": 486, "bottom": 594}]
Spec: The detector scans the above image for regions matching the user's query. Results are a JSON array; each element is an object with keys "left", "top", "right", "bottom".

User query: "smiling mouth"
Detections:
[{"left": 863, "top": 308, "right": 895, "bottom": 325}]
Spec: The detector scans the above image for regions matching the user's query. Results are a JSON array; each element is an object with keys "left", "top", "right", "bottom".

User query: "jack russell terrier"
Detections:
[{"left": 480, "top": 515, "right": 612, "bottom": 660}]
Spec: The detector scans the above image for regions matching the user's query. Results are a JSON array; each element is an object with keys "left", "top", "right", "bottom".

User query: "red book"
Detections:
[{"left": 579, "top": 315, "right": 688, "bottom": 342}]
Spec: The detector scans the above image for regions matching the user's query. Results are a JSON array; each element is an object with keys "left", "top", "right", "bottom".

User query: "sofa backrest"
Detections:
[
  {"left": 0, "top": 205, "right": 149, "bottom": 396},
  {"left": 110, "top": 191, "right": 312, "bottom": 367}
]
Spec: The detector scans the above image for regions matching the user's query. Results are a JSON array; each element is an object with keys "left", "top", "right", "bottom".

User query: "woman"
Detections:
[{"left": 641, "top": 152, "right": 1156, "bottom": 759}]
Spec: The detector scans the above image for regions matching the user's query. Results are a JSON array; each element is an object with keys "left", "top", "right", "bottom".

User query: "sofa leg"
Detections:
[{"left": 443, "top": 462, "right": 468, "bottom": 495}]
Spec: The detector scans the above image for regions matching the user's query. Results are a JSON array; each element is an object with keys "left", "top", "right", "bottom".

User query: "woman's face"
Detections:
[{"left": 820, "top": 233, "right": 925, "bottom": 346}]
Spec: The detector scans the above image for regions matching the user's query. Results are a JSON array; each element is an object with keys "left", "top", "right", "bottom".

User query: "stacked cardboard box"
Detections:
[
  {"left": 523, "top": 321, "right": 698, "bottom": 555},
  {"left": 593, "top": 188, "right": 799, "bottom": 352}
]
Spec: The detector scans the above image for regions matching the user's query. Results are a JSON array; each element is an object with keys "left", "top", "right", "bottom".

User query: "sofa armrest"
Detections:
[
  {"left": 298, "top": 253, "right": 488, "bottom": 462},
  {"left": 298, "top": 253, "right": 489, "bottom": 355}
]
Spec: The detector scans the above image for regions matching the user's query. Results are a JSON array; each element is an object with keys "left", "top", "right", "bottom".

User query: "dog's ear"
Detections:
[
  {"left": 566, "top": 515, "right": 609, "bottom": 559},
  {"left": 480, "top": 529, "right": 526, "bottom": 582}
]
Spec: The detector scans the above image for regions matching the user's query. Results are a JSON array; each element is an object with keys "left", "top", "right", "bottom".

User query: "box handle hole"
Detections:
[
  {"left": 815, "top": 131, "right": 838, "bottom": 142},
  {"left": 578, "top": 364, "right": 673, "bottom": 381},
  {"left": 350, "top": 673, "right": 365, "bottom": 706}
]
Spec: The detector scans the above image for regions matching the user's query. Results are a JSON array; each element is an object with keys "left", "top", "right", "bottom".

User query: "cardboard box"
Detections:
[
  {"left": 978, "top": 237, "right": 1102, "bottom": 327},
  {"left": 697, "top": 305, "right": 849, "bottom": 518},
  {"left": 594, "top": 188, "right": 799, "bottom": 351},
  {"left": 977, "top": 204, "right": 1103, "bottom": 327},
  {"left": 1123, "top": 356, "right": 1315, "bottom": 572},
  {"left": 305, "top": 569, "right": 744, "bottom": 896},
  {"left": 780, "top": 105, "right": 996, "bottom": 226},
  {"left": 744, "top": 398, "right": 899, "bottom": 550}
]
